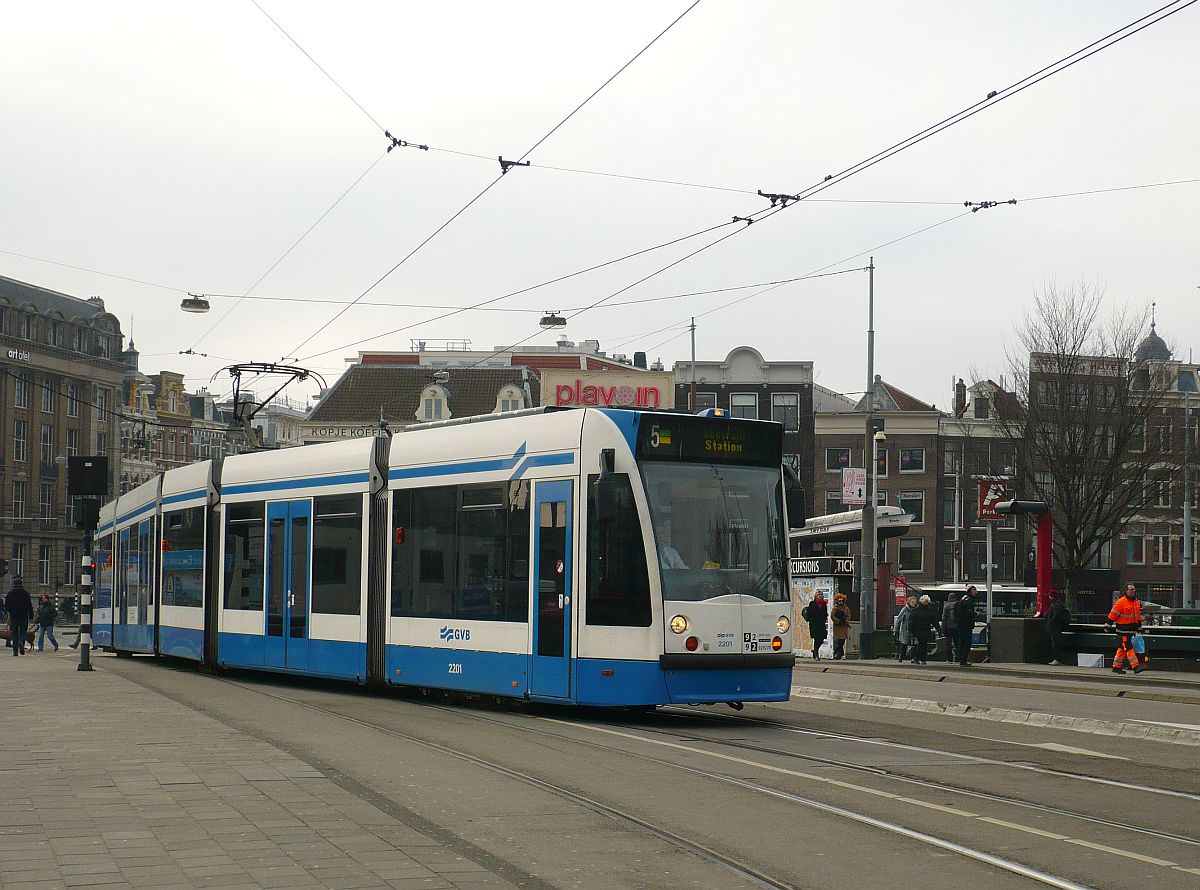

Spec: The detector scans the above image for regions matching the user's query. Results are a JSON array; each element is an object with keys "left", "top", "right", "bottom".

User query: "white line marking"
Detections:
[
  {"left": 957, "top": 734, "right": 1126, "bottom": 760},
  {"left": 1132, "top": 720, "right": 1200, "bottom": 731},
  {"left": 1065, "top": 838, "right": 1176, "bottom": 868}
]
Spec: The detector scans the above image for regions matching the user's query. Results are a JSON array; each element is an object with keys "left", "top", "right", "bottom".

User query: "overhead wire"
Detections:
[
  {"left": 445, "top": 0, "right": 1197, "bottom": 370},
  {"left": 281, "top": 0, "right": 702, "bottom": 361}
]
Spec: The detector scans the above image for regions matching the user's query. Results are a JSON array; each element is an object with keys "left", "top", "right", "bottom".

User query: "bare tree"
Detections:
[{"left": 1001, "top": 283, "right": 1178, "bottom": 594}]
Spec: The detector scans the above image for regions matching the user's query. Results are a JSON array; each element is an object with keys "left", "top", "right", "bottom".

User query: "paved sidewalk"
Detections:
[{"left": 0, "top": 651, "right": 517, "bottom": 889}]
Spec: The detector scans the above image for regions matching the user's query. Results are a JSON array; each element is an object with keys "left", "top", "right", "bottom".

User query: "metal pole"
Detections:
[
  {"left": 985, "top": 521, "right": 994, "bottom": 621},
  {"left": 953, "top": 461, "right": 962, "bottom": 582},
  {"left": 860, "top": 258, "right": 876, "bottom": 658},
  {"left": 77, "top": 545, "right": 94, "bottom": 672},
  {"left": 689, "top": 317, "right": 697, "bottom": 413},
  {"left": 1185, "top": 389, "right": 1193, "bottom": 608}
]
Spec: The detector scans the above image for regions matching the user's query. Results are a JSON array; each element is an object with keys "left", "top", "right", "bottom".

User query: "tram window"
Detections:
[
  {"left": 162, "top": 507, "right": 205, "bottom": 608},
  {"left": 390, "top": 482, "right": 530, "bottom": 621},
  {"left": 312, "top": 495, "right": 363, "bottom": 615},
  {"left": 223, "top": 502, "right": 265, "bottom": 610},
  {"left": 585, "top": 474, "right": 651, "bottom": 626}
]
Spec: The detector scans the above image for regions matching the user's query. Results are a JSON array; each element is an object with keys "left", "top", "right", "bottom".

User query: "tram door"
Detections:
[
  {"left": 530, "top": 480, "right": 573, "bottom": 699},
  {"left": 264, "top": 500, "right": 311, "bottom": 671}
]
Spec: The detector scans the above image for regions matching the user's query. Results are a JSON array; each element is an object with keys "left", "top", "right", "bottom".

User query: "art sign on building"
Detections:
[{"left": 540, "top": 369, "right": 675, "bottom": 410}]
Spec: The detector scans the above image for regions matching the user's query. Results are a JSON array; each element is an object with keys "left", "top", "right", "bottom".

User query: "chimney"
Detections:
[
  {"left": 633, "top": 351, "right": 647, "bottom": 369},
  {"left": 954, "top": 378, "right": 967, "bottom": 415}
]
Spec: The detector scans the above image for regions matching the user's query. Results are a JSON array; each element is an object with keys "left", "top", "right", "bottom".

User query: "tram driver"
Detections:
[{"left": 657, "top": 518, "right": 689, "bottom": 569}]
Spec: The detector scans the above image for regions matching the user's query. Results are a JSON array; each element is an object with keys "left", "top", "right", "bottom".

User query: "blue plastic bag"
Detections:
[{"left": 1132, "top": 633, "right": 1146, "bottom": 654}]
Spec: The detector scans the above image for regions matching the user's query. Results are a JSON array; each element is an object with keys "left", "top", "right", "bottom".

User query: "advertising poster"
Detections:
[{"left": 790, "top": 575, "right": 836, "bottom": 658}]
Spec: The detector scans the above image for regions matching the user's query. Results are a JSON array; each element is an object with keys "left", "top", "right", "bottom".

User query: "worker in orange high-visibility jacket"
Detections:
[{"left": 1106, "top": 583, "right": 1145, "bottom": 674}]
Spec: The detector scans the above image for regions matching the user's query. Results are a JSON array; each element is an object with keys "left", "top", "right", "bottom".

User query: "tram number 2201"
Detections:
[
  {"left": 743, "top": 633, "right": 758, "bottom": 652},
  {"left": 448, "top": 663, "right": 463, "bottom": 675}
]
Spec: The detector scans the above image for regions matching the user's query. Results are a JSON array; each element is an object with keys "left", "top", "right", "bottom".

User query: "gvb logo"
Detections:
[{"left": 439, "top": 626, "right": 471, "bottom": 641}]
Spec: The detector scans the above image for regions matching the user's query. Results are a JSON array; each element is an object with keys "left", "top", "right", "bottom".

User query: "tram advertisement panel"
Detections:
[{"left": 636, "top": 416, "right": 782, "bottom": 467}]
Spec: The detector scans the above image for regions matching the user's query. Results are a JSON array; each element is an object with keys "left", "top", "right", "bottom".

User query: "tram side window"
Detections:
[
  {"left": 162, "top": 507, "right": 205, "bottom": 608},
  {"left": 95, "top": 535, "right": 113, "bottom": 610},
  {"left": 224, "top": 502, "right": 265, "bottom": 610},
  {"left": 390, "top": 481, "right": 530, "bottom": 621},
  {"left": 312, "top": 494, "right": 363, "bottom": 615},
  {"left": 585, "top": 474, "right": 651, "bottom": 627}
]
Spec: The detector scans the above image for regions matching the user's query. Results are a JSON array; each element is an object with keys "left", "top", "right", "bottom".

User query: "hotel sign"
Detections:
[{"left": 7, "top": 349, "right": 31, "bottom": 362}]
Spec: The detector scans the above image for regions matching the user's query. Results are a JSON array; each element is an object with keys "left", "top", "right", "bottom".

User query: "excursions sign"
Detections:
[{"left": 636, "top": 416, "right": 782, "bottom": 467}]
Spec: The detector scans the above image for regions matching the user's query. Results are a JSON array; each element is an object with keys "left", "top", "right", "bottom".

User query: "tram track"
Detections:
[
  {"left": 217, "top": 677, "right": 1105, "bottom": 889},
  {"left": 660, "top": 705, "right": 1200, "bottom": 803}
]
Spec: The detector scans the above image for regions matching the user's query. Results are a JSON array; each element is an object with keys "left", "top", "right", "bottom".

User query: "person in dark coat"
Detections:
[
  {"left": 894, "top": 596, "right": 916, "bottom": 662},
  {"left": 952, "top": 585, "right": 978, "bottom": 666},
  {"left": 1044, "top": 591, "right": 1070, "bottom": 665},
  {"left": 36, "top": 594, "right": 59, "bottom": 652},
  {"left": 941, "top": 592, "right": 959, "bottom": 663},
  {"left": 5, "top": 577, "right": 34, "bottom": 656},
  {"left": 909, "top": 595, "right": 937, "bottom": 664},
  {"left": 801, "top": 593, "right": 829, "bottom": 660}
]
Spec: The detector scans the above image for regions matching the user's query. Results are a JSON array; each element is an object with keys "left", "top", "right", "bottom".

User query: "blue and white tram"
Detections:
[{"left": 92, "top": 407, "right": 801, "bottom": 707}]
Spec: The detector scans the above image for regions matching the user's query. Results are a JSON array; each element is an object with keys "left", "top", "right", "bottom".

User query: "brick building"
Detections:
[
  {"left": 0, "top": 275, "right": 125, "bottom": 597},
  {"left": 673, "top": 346, "right": 815, "bottom": 517}
]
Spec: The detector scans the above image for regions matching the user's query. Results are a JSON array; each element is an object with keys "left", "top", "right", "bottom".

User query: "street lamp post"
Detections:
[{"left": 859, "top": 258, "right": 877, "bottom": 658}]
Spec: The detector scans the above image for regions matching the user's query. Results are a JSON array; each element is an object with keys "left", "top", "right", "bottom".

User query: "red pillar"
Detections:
[{"left": 1036, "top": 512, "right": 1053, "bottom": 615}]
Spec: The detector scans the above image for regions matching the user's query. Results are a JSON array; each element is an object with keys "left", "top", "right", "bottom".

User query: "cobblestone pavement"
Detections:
[{"left": 0, "top": 651, "right": 518, "bottom": 889}]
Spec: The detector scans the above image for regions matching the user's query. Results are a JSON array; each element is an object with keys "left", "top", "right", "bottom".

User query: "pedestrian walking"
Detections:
[
  {"left": 5, "top": 577, "right": 34, "bottom": 656},
  {"left": 830, "top": 593, "right": 852, "bottom": 660},
  {"left": 1044, "top": 591, "right": 1070, "bottom": 665},
  {"left": 952, "top": 585, "right": 978, "bottom": 666},
  {"left": 941, "top": 592, "right": 960, "bottom": 663},
  {"left": 894, "top": 595, "right": 916, "bottom": 662},
  {"left": 35, "top": 594, "right": 59, "bottom": 652},
  {"left": 1106, "top": 584, "right": 1145, "bottom": 674},
  {"left": 801, "top": 593, "right": 829, "bottom": 660},
  {"left": 909, "top": 595, "right": 937, "bottom": 664}
]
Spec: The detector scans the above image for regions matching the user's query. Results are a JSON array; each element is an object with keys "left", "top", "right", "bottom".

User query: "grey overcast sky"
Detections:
[{"left": 2, "top": 1, "right": 1197, "bottom": 408}]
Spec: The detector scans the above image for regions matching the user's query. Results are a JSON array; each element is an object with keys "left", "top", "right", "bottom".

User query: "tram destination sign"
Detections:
[
  {"left": 790, "top": 556, "right": 856, "bottom": 576},
  {"left": 636, "top": 417, "right": 782, "bottom": 466}
]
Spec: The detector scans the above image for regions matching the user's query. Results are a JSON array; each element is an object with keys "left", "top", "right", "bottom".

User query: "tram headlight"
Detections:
[
  {"left": 776, "top": 615, "right": 790, "bottom": 634},
  {"left": 670, "top": 614, "right": 689, "bottom": 634}
]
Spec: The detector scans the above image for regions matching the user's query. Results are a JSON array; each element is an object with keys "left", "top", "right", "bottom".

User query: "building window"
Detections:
[
  {"left": 66, "top": 428, "right": 79, "bottom": 457},
  {"left": 417, "top": 385, "right": 449, "bottom": 422},
  {"left": 39, "top": 483, "right": 53, "bottom": 518},
  {"left": 898, "top": 491, "right": 924, "bottom": 524},
  {"left": 96, "top": 389, "right": 110, "bottom": 422},
  {"left": 1129, "top": 422, "right": 1145, "bottom": 453},
  {"left": 898, "top": 539, "right": 923, "bottom": 573},
  {"left": 12, "top": 543, "right": 25, "bottom": 578},
  {"left": 729, "top": 393, "right": 757, "bottom": 419},
  {"left": 1155, "top": 479, "right": 1172, "bottom": 508},
  {"left": 1153, "top": 534, "right": 1171, "bottom": 565},
  {"left": 771, "top": 394, "right": 799, "bottom": 431},
  {"left": 96, "top": 433, "right": 108, "bottom": 456},
  {"left": 996, "top": 541, "right": 1017, "bottom": 579},
  {"left": 1127, "top": 523, "right": 1145, "bottom": 564},
  {"left": 494, "top": 385, "right": 524, "bottom": 414},
  {"left": 899, "top": 447, "right": 925, "bottom": 473},
  {"left": 825, "top": 491, "right": 844, "bottom": 515},
  {"left": 41, "top": 378, "right": 55, "bottom": 413},
  {"left": 41, "top": 425, "right": 54, "bottom": 464},
  {"left": 13, "top": 420, "right": 27, "bottom": 463},
  {"left": 66, "top": 384, "right": 79, "bottom": 417},
  {"left": 12, "top": 481, "right": 26, "bottom": 519},
  {"left": 875, "top": 445, "right": 888, "bottom": 478},
  {"left": 693, "top": 392, "right": 717, "bottom": 410},
  {"left": 14, "top": 375, "right": 28, "bottom": 409},
  {"left": 973, "top": 399, "right": 989, "bottom": 419},
  {"left": 38, "top": 545, "right": 52, "bottom": 586},
  {"left": 825, "top": 447, "right": 850, "bottom": 472},
  {"left": 65, "top": 546, "right": 79, "bottom": 586},
  {"left": 1034, "top": 471, "right": 1054, "bottom": 501},
  {"left": 97, "top": 335, "right": 111, "bottom": 358},
  {"left": 21, "top": 315, "right": 33, "bottom": 339}
]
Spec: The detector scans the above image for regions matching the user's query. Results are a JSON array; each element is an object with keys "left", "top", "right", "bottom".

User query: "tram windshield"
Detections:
[{"left": 640, "top": 462, "right": 788, "bottom": 603}]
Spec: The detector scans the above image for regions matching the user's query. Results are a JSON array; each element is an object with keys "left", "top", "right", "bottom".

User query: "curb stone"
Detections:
[{"left": 790, "top": 685, "right": 1200, "bottom": 747}]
